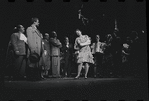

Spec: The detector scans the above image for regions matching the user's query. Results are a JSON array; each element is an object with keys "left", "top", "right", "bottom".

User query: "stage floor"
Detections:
[{"left": 2, "top": 77, "right": 148, "bottom": 101}]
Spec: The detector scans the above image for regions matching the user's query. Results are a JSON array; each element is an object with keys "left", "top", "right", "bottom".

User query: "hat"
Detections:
[{"left": 29, "top": 52, "right": 40, "bottom": 63}]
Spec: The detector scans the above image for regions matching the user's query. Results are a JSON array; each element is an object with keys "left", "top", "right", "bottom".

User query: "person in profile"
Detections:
[
  {"left": 26, "top": 17, "right": 44, "bottom": 80},
  {"left": 49, "top": 31, "right": 62, "bottom": 78},
  {"left": 10, "top": 25, "right": 27, "bottom": 80}
]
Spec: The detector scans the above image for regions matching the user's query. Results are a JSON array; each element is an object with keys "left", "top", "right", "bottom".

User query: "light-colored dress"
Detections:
[{"left": 74, "top": 35, "right": 94, "bottom": 64}]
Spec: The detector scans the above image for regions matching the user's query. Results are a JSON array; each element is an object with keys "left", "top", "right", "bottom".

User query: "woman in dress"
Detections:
[{"left": 74, "top": 29, "right": 94, "bottom": 79}]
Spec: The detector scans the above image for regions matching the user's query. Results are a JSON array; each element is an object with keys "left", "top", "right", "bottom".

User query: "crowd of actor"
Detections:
[{"left": 5, "top": 17, "right": 140, "bottom": 81}]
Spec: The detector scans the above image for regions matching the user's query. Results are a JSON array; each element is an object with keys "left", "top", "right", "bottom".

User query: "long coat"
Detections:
[
  {"left": 26, "top": 26, "right": 44, "bottom": 80},
  {"left": 26, "top": 26, "right": 43, "bottom": 57}
]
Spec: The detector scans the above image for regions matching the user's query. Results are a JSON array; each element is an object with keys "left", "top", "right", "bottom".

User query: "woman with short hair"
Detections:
[{"left": 74, "top": 29, "right": 94, "bottom": 79}]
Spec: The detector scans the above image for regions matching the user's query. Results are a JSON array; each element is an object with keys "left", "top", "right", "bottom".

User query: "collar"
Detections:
[{"left": 31, "top": 24, "right": 37, "bottom": 30}]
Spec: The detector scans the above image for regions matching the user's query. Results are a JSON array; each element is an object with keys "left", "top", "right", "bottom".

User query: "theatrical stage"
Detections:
[{"left": 3, "top": 77, "right": 148, "bottom": 101}]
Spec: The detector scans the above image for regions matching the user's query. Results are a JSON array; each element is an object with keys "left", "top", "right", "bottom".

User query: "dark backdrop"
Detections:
[
  {"left": 0, "top": 0, "right": 147, "bottom": 94},
  {"left": 0, "top": 0, "right": 146, "bottom": 49}
]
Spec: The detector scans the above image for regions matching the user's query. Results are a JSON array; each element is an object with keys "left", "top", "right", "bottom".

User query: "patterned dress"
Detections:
[{"left": 74, "top": 35, "right": 94, "bottom": 64}]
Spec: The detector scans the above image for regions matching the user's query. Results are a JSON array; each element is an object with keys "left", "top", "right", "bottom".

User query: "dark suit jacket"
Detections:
[
  {"left": 11, "top": 33, "right": 26, "bottom": 55},
  {"left": 61, "top": 43, "right": 73, "bottom": 59}
]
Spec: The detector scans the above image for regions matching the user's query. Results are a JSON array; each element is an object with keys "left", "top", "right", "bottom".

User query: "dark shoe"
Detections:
[
  {"left": 42, "top": 77, "right": 46, "bottom": 79},
  {"left": 40, "top": 76, "right": 46, "bottom": 80},
  {"left": 63, "top": 76, "right": 67, "bottom": 78},
  {"left": 94, "top": 75, "right": 97, "bottom": 78},
  {"left": 52, "top": 75, "right": 61, "bottom": 78},
  {"left": 67, "top": 75, "right": 71, "bottom": 77},
  {"left": 62, "top": 75, "right": 67, "bottom": 78},
  {"left": 44, "top": 75, "right": 51, "bottom": 78},
  {"left": 38, "top": 77, "right": 45, "bottom": 81}
]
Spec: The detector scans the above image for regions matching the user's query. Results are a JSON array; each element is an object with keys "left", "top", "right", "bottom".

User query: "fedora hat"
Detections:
[{"left": 29, "top": 52, "right": 40, "bottom": 63}]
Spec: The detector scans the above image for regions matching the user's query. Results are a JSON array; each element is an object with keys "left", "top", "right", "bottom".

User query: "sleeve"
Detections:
[
  {"left": 57, "top": 39, "right": 62, "bottom": 48},
  {"left": 41, "top": 34, "right": 43, "bottom": 39},
  {"left": 74, "top": 38, "right": 79, "bottom": 50},
  {"left": 11, "top": 33, "right": 18, "bottom": 52},
  {"left": 86, "top": 35, "right": 91, "bottom": 43},
  {"left": 49, "top": 38, "right": 61, "bottom": 47}
]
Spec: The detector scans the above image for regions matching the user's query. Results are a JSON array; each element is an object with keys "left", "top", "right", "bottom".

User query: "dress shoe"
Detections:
[
  {"left": 44, "top": 75, "right": 51, "bottom": 78},
  {"left": 74, "top": 76, "right": 80, "bottom": 79}
]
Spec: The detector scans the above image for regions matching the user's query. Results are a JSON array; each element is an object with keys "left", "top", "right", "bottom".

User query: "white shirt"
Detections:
[
  {"left": 66, "top": 42, "right": 69, "bottom": 48},
  {"left": 96, "top": 42, "right": 101, "bottom": 52},
  {"left": 20, "top": 33, "right": 27, "bottom": 43},
  {"left": 91, "top": 41, "right": 103, "bottom": 54}
]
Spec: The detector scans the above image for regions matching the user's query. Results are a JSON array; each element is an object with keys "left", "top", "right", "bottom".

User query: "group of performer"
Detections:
[{"left": 5, "top": 17, "right": 139, "bottom": 81}]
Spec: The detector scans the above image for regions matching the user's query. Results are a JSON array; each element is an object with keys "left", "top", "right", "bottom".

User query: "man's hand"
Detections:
[{"left": 15, "top": 51, "right": 19, "bottom": 55}]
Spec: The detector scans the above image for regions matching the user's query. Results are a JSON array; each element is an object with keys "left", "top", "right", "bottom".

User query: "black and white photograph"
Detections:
[{"left": 0, "top": 0, "right": 147, "bottom": 101}]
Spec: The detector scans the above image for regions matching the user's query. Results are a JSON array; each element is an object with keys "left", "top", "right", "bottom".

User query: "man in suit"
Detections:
[
  {"left": 42, "top": 33, "right": 51, "bottom": 78},
  {"left": 10, "top": 25, "right": 27, "bottom": 80},
  {"left": 26, "top": 17, "right": 44, "bottom": 80},
  {"left": 49, "top": 31, "right": 62, "bottom": 78},
  {"left": 61, "top": 37, "right": 73, "bottom": 77}
]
